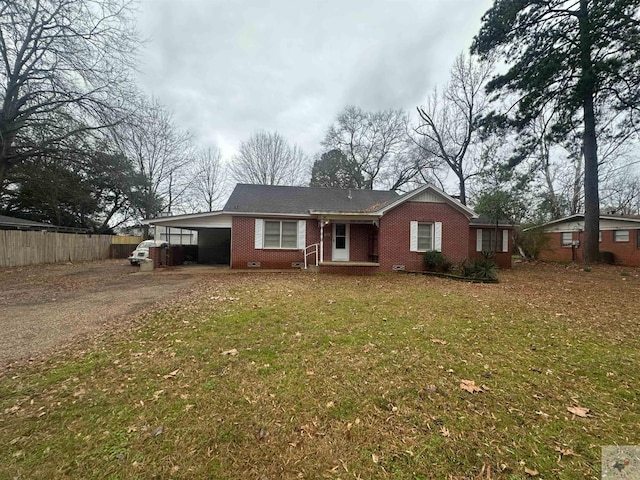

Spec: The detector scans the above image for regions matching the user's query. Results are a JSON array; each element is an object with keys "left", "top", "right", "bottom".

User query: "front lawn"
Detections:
[{"left": 1, "top": 264, "right": 639, "bottom": 479}]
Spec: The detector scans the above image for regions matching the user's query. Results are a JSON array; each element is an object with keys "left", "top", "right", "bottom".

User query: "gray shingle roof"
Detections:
[
  {"left": 223, "top": 184, "right": 400, "bottom": 215},
  {"left": 0, "top": 215, "right": 58, "bottom": 229}
]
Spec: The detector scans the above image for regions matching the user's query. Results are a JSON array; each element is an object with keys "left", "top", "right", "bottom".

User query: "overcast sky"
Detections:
[{"left": 136, "top": 0, "right": 494, "bottom": 161}]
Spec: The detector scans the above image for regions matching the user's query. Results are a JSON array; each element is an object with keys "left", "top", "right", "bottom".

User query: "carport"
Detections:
[{"left": 143, "top": 212, "right": 232, "bottom": 265}]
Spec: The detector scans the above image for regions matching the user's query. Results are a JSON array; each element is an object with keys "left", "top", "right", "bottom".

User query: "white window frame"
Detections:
[
  {"left": 614, "top": 230, "right": 629, "bottom": 242},
  {"left": 476, "top": 229, "right": 508, "bottom": 253},
  {"left": 255, "top": 219, "right": 305, "bottom": 249},
  {"left": 561, "top": 232, "right": 573, "bottom": 247},
  {"left": 410, "top": 221, "right": 442, "bottom": 252}
]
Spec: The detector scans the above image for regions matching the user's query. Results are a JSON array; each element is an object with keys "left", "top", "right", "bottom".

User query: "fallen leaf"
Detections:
[
  {"left": 525, "top": 467, "right": 539, "bottom": 476},
  {"left": 567, "top": 406, "right": 590, "bottom": 417},
  {"left": 555, "top": 447, "right": 579, "bottom": 456},
  {"left": 439, "top": 426, "right": 450, "bottom": 437},
  {"left": 151, "top": 425, "right": 164, "bottom": 437},
  {"left": 163, "top": 369, "right": 180, "bottom": 379},
  {"left": 459, "top": 379, "right": 483, "bottom": 393},
  {"left": 326, "top": 401, "right": 335, "bottom": 408},
  {"left": 431, "top": 338, "right": 448, "bottom": 345},
  {"left": 372, "top": 453, "right": 379, "bottom": 464},
  {"left": 535, "top": 411, "right": 550, "bottom": 418},
  {"left": 221, "top": 349, "right": 238, "bottom": 356}
]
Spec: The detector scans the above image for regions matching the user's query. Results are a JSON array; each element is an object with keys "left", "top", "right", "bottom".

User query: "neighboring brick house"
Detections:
[
  {"left": 533, "top": 214, "right": 640, "bottom": 266},
  {"left": 146, "top": 184, "right": 514, "bottom": 272}
]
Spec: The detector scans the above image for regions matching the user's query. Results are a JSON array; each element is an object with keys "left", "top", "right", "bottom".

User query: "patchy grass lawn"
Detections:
[{"left": 1, "top": 264, "right": 639, "bottom": 479}]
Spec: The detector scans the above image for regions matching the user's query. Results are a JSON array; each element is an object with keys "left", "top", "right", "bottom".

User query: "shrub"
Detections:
[
  {"left": 461, "top": 257, "right": 499, "bottom": 282},
  {"left": 423, "top": 251, "right": 451, "bottom": 272}
]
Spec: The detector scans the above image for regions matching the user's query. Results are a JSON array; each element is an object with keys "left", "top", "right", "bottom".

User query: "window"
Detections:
[
  {"left": 482, "top": 230, "right": 503, "bottom": 252},
  {"left": 410, "top": 221, "right": 441, "bottom": 252},
  {"left": 561, "top": 232, "right": 573, "bottom": 247},
  {"left": 614, "top": 230, "right": 629, "bottom": 242},
  {"left": 264, "top": 220, "right": 298, "bottom": 248},
  {"left": 417, "top": 223, "right": 433, "bottom": 251},
  {"left": 599, "top": 231, "right": 602, "bottom": 242}
]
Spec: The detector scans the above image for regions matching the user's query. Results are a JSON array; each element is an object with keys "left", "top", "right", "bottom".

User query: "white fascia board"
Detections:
[
  {"left": 146, "top": 212, "right": 233, "bottom": 229},
  {"left": 142, "top": 210, "right": 226, "bottom": 225}
]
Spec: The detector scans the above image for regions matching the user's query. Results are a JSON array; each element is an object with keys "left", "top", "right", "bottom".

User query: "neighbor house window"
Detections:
[
  {"left": 482, "top": 230, "right": 503, "bottom": 252},
  {"left": 599, "top": 231, "right": 602, "bottom": 242},
  {"left": 417, "top": 223, "right": 433, "bottom": 251},
  {"left": 264, "top": 220, "right": 298, "bottom": 248},
  {"left": 561, "top": 232, "right": 573, "bottom": 247},
  {"left": 614, "top": 230, "right": 629, "bottom": 242}
]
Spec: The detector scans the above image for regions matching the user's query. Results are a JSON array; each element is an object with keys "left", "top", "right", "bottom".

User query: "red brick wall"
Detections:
[
  {"left": 539, "top": 229, "right": 640, "bottom": 266},
  {"left": 231, "top": 217, "right": 320, "bottom": 269},
  {"left": 468, "top": 227, "right": 513, "bottom": 269},
  {"left": 346, "top": 224, "right": 375, "bottom": 262},
  {"left": 378, "top": 201, "right": 470, "bottom": 271}
]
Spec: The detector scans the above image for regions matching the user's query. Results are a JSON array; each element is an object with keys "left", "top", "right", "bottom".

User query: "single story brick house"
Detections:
[
  {"left": 145, "top": 184, "right": 514, "bottom": 273},
  {"left": 532, "top": 214, "right": 640, "bottom": 266}
]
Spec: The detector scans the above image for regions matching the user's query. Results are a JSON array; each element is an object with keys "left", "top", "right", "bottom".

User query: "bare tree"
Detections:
[
  {"left": 229, "top": 130, "right": 307, "bottom": 186},
  {"left": 0, "top": 0, "right": 140, "bottom": 191},
  {"left": 113, "top": 98, "right": 193, "bottom": 225},
  {"left": 415, "top": 53, "right": 493, "bottom": 205},
  {"left": 322, "top": 106, "right": 411, "bottom": 190},
  {"left": 189, "top": 146, "right": 226, "bottom": 211}
]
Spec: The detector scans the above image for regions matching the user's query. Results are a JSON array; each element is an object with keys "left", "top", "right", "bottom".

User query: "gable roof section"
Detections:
[
  {"left": 526, "top": 213, "right": 640, "bottom": 231},
  {"left": 223, "top": 184, "right": 399, "bottom": 215},
  {"left": 377, "top": 184, "right": 477, "bottom": 218}
]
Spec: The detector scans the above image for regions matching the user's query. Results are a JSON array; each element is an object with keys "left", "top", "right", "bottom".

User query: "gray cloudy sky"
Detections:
[{"left": 136, "top": 0, "right": 493, "bottom": 159}]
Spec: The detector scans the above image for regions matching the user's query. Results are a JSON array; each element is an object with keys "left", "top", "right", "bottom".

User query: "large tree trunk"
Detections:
[
  {"left": 579, "top": 0, "right": 600, "bottom": 264},
  {"left": 458, "top": 175, "right": 467, "bottom": 206}
]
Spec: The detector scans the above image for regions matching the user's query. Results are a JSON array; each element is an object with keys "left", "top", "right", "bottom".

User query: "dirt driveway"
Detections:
[{"left": 0, "top": 260, "right": 200, "bottom": 366}]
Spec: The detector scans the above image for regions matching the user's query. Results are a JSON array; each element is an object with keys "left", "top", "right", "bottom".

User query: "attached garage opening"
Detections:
[{"left": 198, "top": 228, "right": 231, "bottom": 265}]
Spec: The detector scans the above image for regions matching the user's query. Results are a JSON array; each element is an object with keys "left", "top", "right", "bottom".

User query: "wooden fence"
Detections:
[{"left": 0, "top": 230, "right": 113, "bottom": 267}]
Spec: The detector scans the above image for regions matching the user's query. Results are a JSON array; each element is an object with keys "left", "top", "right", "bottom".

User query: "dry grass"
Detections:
[{"left": 1, "top": 263, "right": 639, "bottom": 479}]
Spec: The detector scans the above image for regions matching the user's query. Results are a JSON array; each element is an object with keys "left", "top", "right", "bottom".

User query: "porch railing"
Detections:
[{"left": 303, "top": 243, "right": 319, "bottom": 269}]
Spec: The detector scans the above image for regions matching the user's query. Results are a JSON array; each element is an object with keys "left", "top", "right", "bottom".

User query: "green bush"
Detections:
[
  {"left": 423, "top": 251, "right": 451, "bottom": 272},
  {"left": 461, "top": 257, "right": 499, "bottom": 282}
]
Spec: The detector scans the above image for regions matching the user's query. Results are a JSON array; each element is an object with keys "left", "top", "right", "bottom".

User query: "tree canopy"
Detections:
[
  {"left": 0, "top": 0, "right": 140, "bottom": 190},
  {"left": 473, "top": 0, "right": 640, "bottom": 263},
  {"left": 309, "top": 149, "right": 363, "bottom": 189}
]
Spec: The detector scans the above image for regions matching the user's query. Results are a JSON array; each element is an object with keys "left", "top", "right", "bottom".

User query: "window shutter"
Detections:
[
  {"left": 254, "top": 219, "right": 263, "bottom": 249},
  {"left": 502, "top": 230, "right": 509, "bottom": 253},
  {"left": 410, "top": 221, "right": 418, "bottom": 252},
  {"left": 476, "top": 229, "right": 483, "bottom": 252},
  {"left": 298, "top": 220, "right": 306, "bottom": 249},
  {"left": 434, "top": 222, "right": 442, "bottom": 252}
]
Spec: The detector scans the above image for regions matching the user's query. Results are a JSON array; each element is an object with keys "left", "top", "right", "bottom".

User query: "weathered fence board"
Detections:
[{"left": 0, "top": 231, "right": 112, "bottom": 267}]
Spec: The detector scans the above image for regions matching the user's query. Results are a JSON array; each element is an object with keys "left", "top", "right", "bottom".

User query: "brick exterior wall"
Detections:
[
  {"left": 378, "top": 201, "right": 470, "bottom": 271},
  {"left": 230, "top": 201, "right": 491, "bottom": 272},
  {"left": 469, "top": 227, "right": 513, "bottom": 269},
  {"left": 231, "top": 217, "right": 320, "bottom": 269},
  {"left": 539, "top": 229, "right": 640, "bottom": 266}
]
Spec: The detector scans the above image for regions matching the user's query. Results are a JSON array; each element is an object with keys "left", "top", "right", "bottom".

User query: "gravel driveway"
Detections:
[{"left": 0, "top": 260, "right": 198, "bottom": 366}]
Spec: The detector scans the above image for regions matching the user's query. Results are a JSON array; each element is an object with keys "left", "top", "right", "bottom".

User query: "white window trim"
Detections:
[
  {"left": 477, "top": 228, "right": 507, "bottom": 252},
  {"left": 256, "top": 219, "right": 305, "bottom": 250},
  {"left": 561, "top": 232, "right": 573, "bottom": 247},
  {"left": 614, "top": 230, "right": 630, "bottom": 242},
  {"left": 410, "top": 221, "right": 442, "bottom": 252}
]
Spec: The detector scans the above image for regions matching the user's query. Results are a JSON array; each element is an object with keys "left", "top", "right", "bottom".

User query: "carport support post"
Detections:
[{"left": 320, "top": 220, "right": 324, "bottom": 263}]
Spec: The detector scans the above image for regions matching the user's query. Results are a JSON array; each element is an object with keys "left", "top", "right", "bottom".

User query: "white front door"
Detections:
[{"left": 332, "top": 223, "right": 349, "bottom": 261}]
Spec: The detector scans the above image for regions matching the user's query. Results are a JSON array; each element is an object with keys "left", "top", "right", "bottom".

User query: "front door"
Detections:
[{"left": 332, "top": 223, "right": 349, "bottom": 261}]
